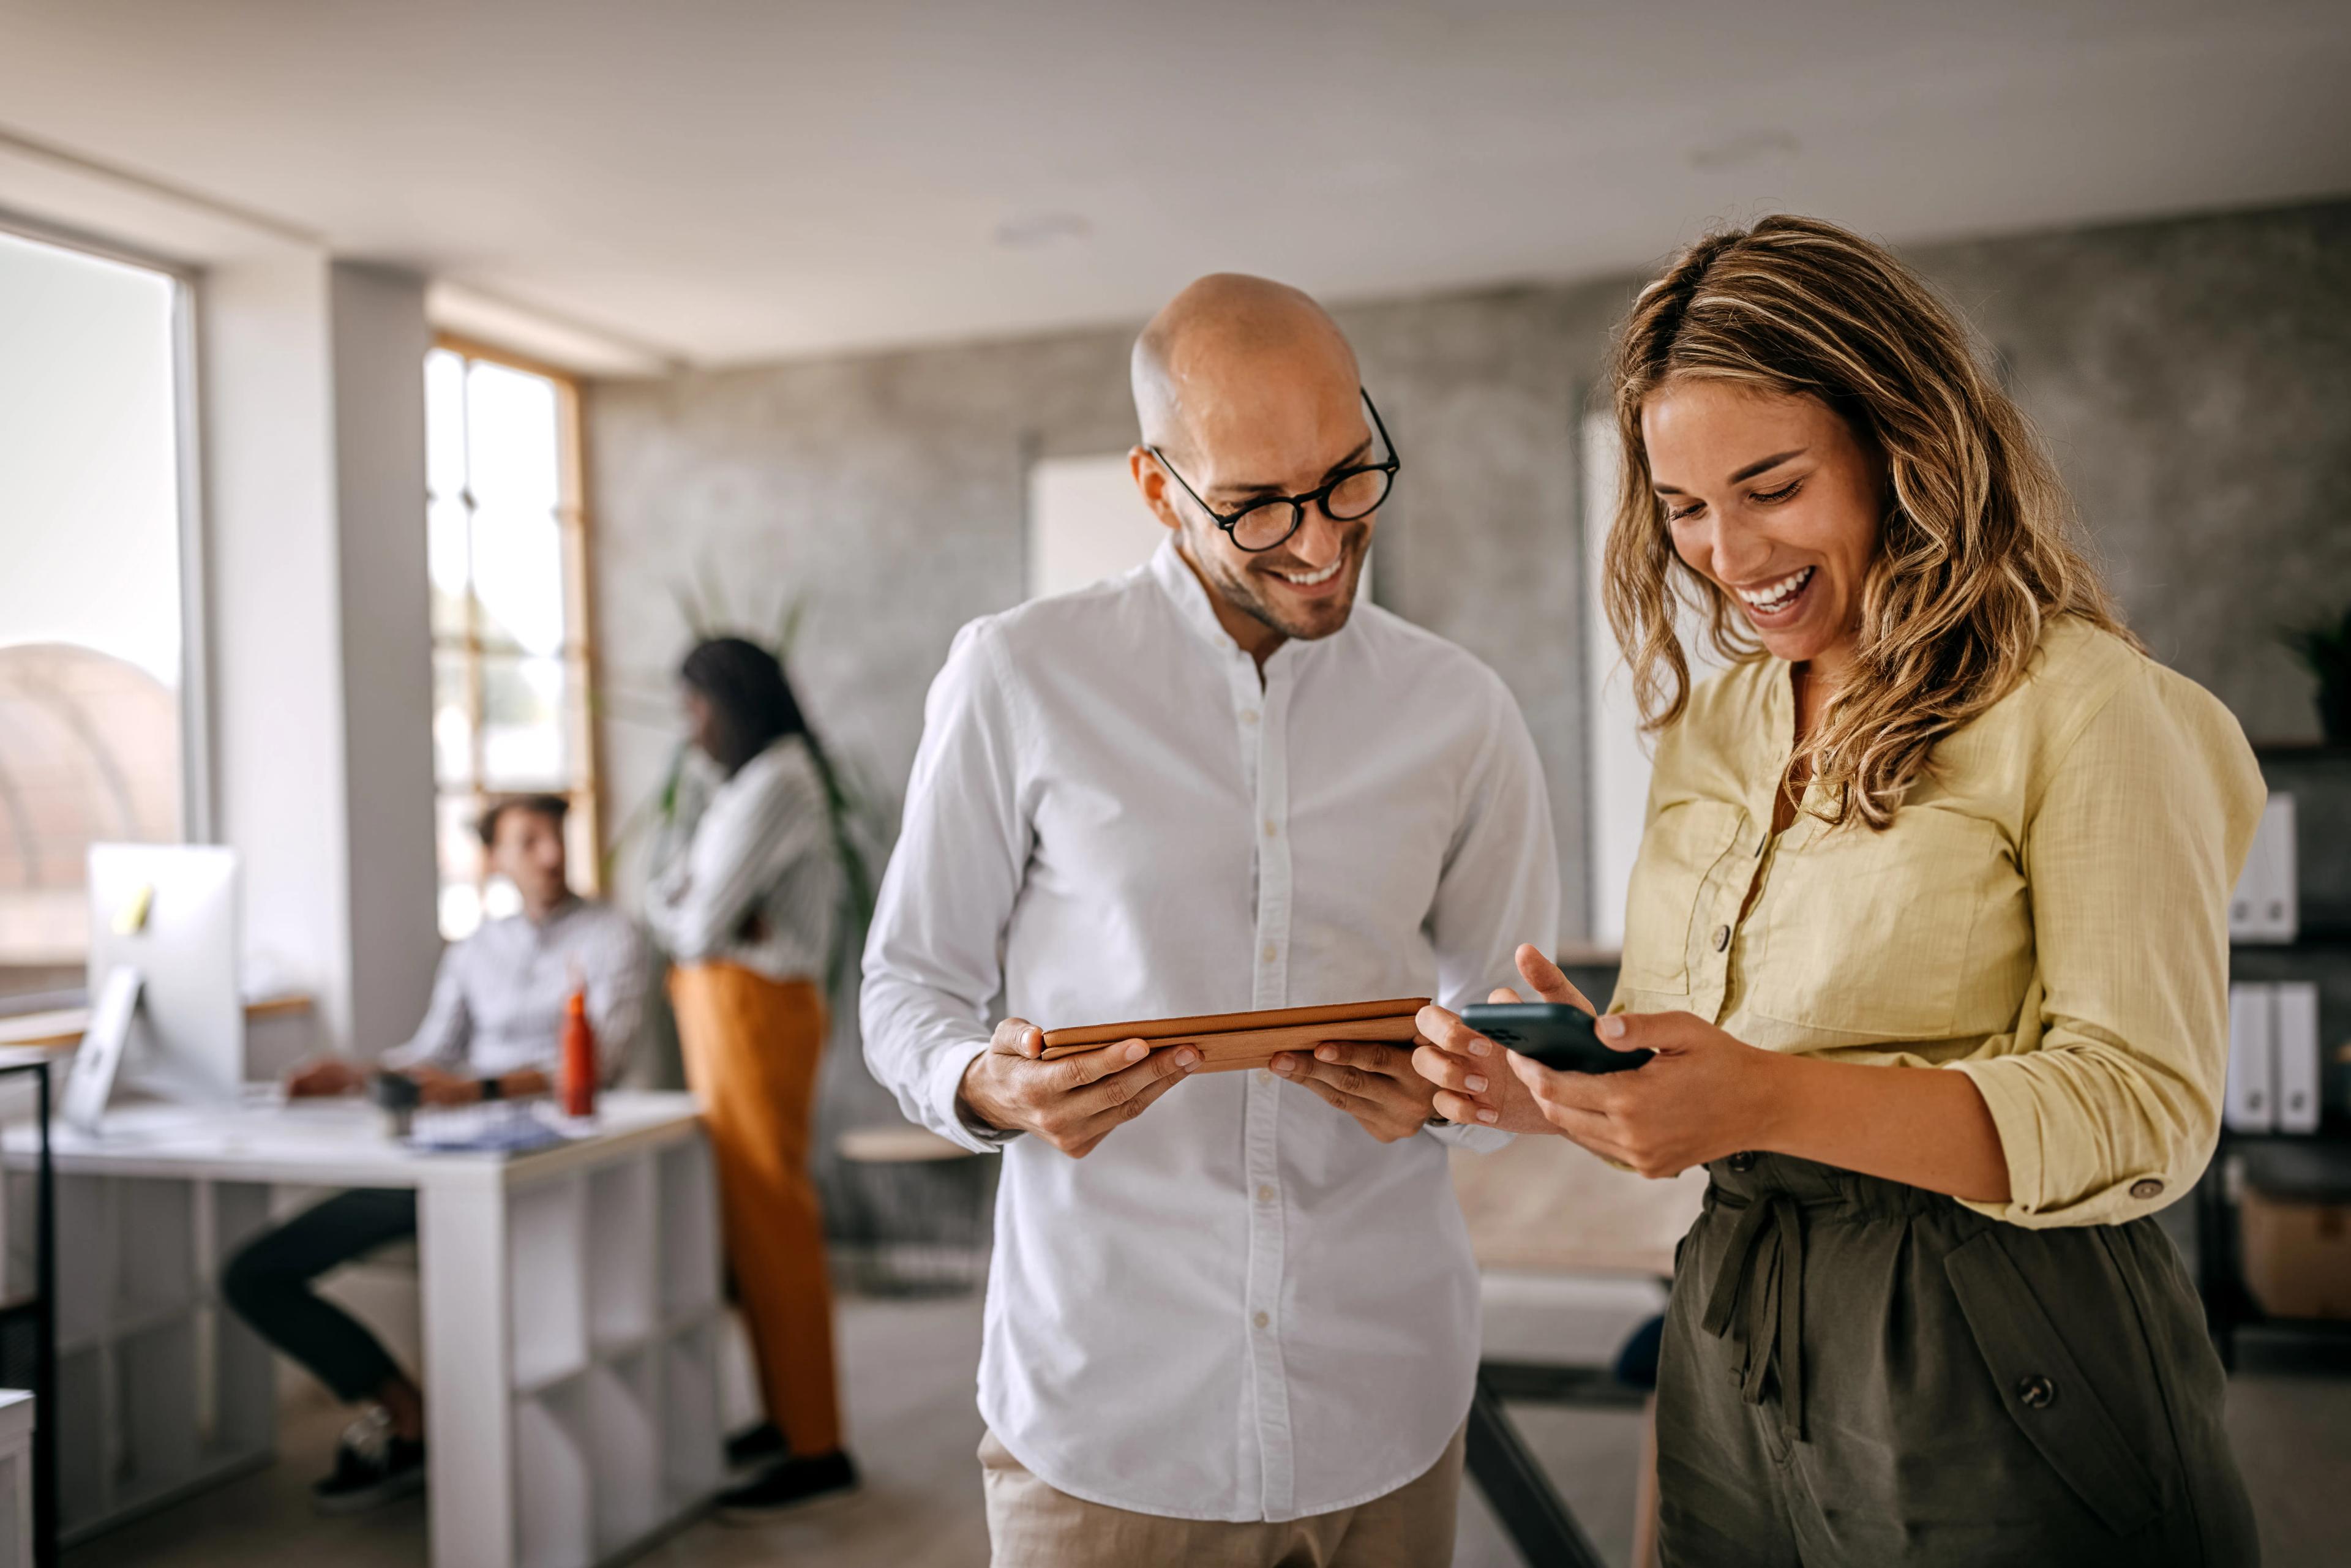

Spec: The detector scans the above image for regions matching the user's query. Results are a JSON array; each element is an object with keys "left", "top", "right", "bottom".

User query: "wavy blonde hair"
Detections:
[{"left": 1602, "top": 214, "right": 2135, "bottom": 829}]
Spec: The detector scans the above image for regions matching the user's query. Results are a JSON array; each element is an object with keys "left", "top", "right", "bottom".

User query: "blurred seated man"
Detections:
[{"left": 222, "top": 793, "right": 645, "bottom": 1512}]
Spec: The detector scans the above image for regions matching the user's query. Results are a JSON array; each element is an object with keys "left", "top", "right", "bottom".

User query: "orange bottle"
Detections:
[{"left": 561, "top": 988, "right": 597, "bottom": 1118}]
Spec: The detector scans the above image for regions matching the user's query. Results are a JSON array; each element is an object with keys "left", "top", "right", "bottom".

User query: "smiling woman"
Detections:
[
  {"left": 1602, "top": 217, "right": 2133, "bottom": 831},
  {"left": 1415, "top": 215, "right": 2267, "bottom": 1566}
]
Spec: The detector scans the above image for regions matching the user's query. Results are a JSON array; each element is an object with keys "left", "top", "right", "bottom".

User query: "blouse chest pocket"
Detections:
[
  {"left": 1745, "top": 805, "right": 2009, "bottom": 1041},
  {"left": 1618, "top": 800, "right": 1747, "bottom": 996}
]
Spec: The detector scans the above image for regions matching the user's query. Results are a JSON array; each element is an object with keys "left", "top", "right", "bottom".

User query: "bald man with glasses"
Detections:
[{"left": 862, "top": 274, "right": 1559, "bottom": 1567}]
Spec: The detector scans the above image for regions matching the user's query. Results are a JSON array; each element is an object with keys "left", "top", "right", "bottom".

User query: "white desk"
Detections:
[{"left": 8, "top": 1092, "right": 727, "bottom": 1567}]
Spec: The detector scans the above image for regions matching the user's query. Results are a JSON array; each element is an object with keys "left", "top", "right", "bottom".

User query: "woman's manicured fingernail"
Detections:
[
  {"left": 1316, "top": 1045, "right": 1336, "bottom": 1062},
  {"left": 1174, "top": 1047, "right": 1199, "bottom": 1067},
  {"left": 1597, "top": 1016, "right": 1626, "bottom": 1040},
  {"left": 1272, "top": 1057, "right": 1294, "bottom": 1075},
  {"left": 1468, "top": 1037, "right": 1490, "bottom": 1057},
  {"left": 1466, "top": 1075, "right": 1488, "bottom": 1093},
  {"left": 1477, "top": 1108, "right": 1499, "bottom": 1124},
  {"left": 1127, "top": 1040, "right": 1149, "bottom": 1062}
]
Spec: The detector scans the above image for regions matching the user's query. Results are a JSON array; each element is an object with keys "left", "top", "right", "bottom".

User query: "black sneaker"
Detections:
[
  {"left": 312, "top": 1408, "right": 426, "bottom": 1514},
  {"left": 716, "top": 1449, "right": 858, "bottom": 1520},
  {"left": 724, "top": 1420, "right": 786, "bottom": 1471}
]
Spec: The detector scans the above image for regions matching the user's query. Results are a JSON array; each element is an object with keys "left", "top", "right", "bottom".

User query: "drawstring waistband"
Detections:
[{"left": 1699, "top": 1186, "right": 1805, "bottom": 1444}]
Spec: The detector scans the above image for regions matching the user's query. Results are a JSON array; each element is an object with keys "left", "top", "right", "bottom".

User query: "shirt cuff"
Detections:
[
  {"left": 928, "top": 1039, "right": 1018, "bottom": 1154},
  {"left": 1945, "top": 1057, "right": 2175, "bottom": 1229}
]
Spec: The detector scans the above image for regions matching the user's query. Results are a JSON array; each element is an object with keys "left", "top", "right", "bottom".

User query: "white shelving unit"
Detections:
[
  {"left": 10, "top": 1090, "right": 724, "bottom": 1567},
  {"left": 35, "top": 1172, "right": 276, "bottom": 1542},
  {"left": 507, "top": 1135, "right": 725, "bottom": 1568}
]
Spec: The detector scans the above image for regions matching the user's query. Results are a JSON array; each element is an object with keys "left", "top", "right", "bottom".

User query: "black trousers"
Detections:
[
  {"left": 1657, "top": 1152, "right": 2259, "bottom": 1567},
  {"left": 220, "top": 1188, "right": 418, "bottom": 1404}
]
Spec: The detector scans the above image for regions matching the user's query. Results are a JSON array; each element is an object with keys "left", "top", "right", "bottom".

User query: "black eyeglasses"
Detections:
[{"left": 1147, "top": 389, "right": 1400, "bottom": 553}]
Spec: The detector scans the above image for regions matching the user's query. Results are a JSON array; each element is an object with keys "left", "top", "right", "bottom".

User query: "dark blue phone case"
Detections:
[{"left": 1458, "top": 1003, "right": 1652, "bottom": 1073}]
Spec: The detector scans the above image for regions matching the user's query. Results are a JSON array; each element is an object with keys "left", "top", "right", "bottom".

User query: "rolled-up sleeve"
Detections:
[
  {"left": 860, "top": 621, "right": 1031, "bottom": 1153},
  {"left": 1950, "top": 673, "right": 2263, "bottom": 1227}
]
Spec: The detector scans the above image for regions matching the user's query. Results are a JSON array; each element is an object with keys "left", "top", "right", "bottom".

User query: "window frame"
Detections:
[
  {"left": 0, "top": 206, "right": 211, "bottom": 846},
  {"left": 426, "top": 332, "right": 606, "bottom": 933}
]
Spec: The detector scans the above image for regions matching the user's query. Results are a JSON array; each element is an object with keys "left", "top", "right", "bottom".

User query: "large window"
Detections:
[
  {"left": 425, "top": 340, "right": 600, "bottom": 940},
  {"left": 0, "top": 227, "right": 190, "bottom": 1001}
]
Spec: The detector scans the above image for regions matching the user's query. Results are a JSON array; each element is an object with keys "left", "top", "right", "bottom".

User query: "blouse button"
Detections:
[
  {"left": 1712, "top": 924, "right": 1731, "bottom": 952},
  {"left": 2130, "top": 1178, "right": 2165, "bottom": 1201},
  {"left": 2015, "top": 1375, "right": 2057, "bottom": 1410},
  {"left": 1725, "top": 1151, "right": 1757, "bottom": 1174}
]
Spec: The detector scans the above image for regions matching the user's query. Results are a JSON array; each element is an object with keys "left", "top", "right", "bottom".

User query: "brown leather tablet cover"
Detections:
[{"left": 1039, "top": 997, "right": 1431, "bottom": 1074}]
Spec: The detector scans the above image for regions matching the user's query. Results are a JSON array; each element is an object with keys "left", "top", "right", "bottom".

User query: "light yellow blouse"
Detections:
[{"left": 1611, "top": 618, "right": 2264, "bottom": 1228}]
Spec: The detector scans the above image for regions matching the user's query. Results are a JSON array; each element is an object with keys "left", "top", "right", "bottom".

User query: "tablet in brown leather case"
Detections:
[{"left": 1039, "top": 997, "right": 1431, "bottom": 1074}]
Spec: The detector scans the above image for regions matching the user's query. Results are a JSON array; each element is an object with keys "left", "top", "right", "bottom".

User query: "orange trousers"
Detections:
[{"left": 668, "top": 963, "right": 842, "bottom": 1457}]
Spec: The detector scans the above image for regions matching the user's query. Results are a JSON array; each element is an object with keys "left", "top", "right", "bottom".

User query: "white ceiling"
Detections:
[{"left": 2, "top": 0, "right": 2349, "bottom": 370}]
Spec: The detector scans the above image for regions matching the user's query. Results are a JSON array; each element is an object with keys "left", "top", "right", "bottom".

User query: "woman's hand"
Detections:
[
  {"left": 1507, "top": 1010, "right": 1785, "bottom": 1178},
  {"left": 1413, "top": 944, "right": 1594, "bottom": 1133}
]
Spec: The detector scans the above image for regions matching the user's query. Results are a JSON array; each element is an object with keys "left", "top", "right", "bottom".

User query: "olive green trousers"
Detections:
[{"left": 1655, "top": 1152, "right": 2259, "bottom": 1566}]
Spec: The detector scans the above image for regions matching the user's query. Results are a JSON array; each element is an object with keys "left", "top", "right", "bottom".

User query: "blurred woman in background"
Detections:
[
  {"left": 1415, "top": 216, "right": 2261, "bottom": 1565},
  {"left": 648, "top": 635, "right": 856, "bottom": 1516}
]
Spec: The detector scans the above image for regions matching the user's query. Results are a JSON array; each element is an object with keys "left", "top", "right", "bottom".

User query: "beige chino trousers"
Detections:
[{"left": 979, "top": 1423, "right": 1466, "bottom": 1568}]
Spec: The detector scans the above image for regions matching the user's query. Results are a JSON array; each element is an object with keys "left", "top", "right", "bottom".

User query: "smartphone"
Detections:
[{"left": 1457, "top": 1003, "right": 1652, "bottom": 1075}]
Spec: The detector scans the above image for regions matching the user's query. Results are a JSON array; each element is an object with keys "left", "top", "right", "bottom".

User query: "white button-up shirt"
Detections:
[
  {"left": 383, "top": 896, "right": 645, "bottom": 1083},
  {"left": 861, "top": 539, "right": 1559, "bottom": 1522}
]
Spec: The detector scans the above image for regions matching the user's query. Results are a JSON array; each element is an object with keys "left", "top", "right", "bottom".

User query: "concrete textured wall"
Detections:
[
  {"left": 587, "top": 197, "right": 2351, "bottom": 1137},
  {"left": 1917, "top": 203, "right": 2351, "bottom": 741}
]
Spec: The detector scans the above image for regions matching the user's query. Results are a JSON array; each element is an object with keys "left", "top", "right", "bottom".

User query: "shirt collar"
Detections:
[
  {"left": 525, "top": 892, "right": 584, "bottom": 931},
  {"left": 1149, "top": 535, "right": 1235, "bottom": 655},
  {"left": 1146, "top": 535, "right": 1326, "bottom": 677}
]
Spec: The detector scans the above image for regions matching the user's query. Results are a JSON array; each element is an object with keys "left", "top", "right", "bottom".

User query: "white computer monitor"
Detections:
[{"left": 84, "top": 844, "right": 243, "bottom": 1105}]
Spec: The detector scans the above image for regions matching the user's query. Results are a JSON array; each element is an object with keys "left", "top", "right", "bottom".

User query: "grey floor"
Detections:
[{"left": 65, "top": 1285, "right": 2351, "bottom": 1568}]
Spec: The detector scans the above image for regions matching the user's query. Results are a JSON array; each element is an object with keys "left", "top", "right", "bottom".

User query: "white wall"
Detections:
[
  {"left": 1581, "top": 410, "right": 1727, "bottom": 948},
  {"left": 0, "top": 142, "right": 441, "bottom": 1056},
  {"left": 1026, "top": 452, "right": 1164, "bottom": 599},
  {"left": 331, "top": 263, "right": 440, "bottom": 1055},
  {"left": 199, "top": 253, "right": 354, "bottom": 1041}
]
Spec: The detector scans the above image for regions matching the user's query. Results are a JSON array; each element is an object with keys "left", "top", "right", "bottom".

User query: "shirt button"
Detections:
[
  {"left": 1256, "top": 1070, "right": 1274, "bottom": 1085},
  {"left": 2014, "top": 1375, "right": 2056, "bottom": 1410},
  {"left": 1253, "top": 1311, "right": 1270, "bottom": 1330},
  {"left": 1712, "top": 924, "right": 1731, "bottom": 952},
  {"left": 1264, "top": 819, "right": 1278, "bottom": 838},
  {"left": 1261, "top": 942, "right": 1278, "bottom": 963},
  {"left": 1726, "top": 1151, "right": 1757, "bottom": 1174},
  {"left": 2130, "top": 1178, "right": 2165, "bottom": 1201},
  {"left": 1240, "top": 709, "right": 1259, "bottom": 726},
  {"left": 1257, "top": 1184, "right": 1276, "bottom": 1203}
]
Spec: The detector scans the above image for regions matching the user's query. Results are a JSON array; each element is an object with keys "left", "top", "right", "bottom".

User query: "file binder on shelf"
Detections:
[
  {"left": 2224, "top": 983, "right": 2276, "bottom": 1133},
  {"left": 2274, "top": 981, "right": 2322, "bottom": 1135},
  {"left": 2228, "top": 795, "right": 2298, "bottom": 944}
]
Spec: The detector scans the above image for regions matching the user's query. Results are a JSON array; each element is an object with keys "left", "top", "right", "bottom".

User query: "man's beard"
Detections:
[{"left": 1207, "top": 527, "right": 1367, "bottom": 642}]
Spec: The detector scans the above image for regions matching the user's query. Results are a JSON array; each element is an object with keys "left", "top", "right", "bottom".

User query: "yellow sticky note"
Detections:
[{"left": 113, "top": 884, "right": 154, "bottom": 936}]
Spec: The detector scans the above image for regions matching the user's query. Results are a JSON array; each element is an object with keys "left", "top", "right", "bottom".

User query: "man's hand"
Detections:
[
  {"left": 1270, "top": 1041, "right": 1439, "bottom": 1143},
  {"left": 1412, "top": 943, "right": 1594, "bottom": 1133},
  {"left": 958, "top": 1018, "right": 1199, "bottom": 1158},
  {"left": 405, "top": 1063, "right": 481, "bottom": 1107},
  {"left": 284, "top": 1057, "right": 364, "bottom": 1099}
]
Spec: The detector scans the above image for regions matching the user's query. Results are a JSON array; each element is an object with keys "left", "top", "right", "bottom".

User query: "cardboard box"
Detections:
[{"left": 2241, "top": 1187, "right": 2351, "bottom": 1320}]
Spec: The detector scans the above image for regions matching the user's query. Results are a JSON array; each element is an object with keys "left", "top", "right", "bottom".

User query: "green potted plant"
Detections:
[{"left": 2283, "top": 604, "right": 2351, "bottom": 746}]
